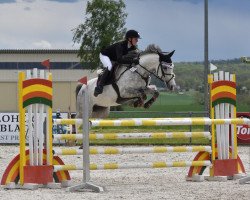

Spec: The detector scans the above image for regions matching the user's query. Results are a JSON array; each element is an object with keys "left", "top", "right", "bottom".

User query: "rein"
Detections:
[
  {"left": 115, "top": 65, "right": 149, "bottom": 86},
  {"left": 138, "top": 61, "right": 175, "bottom": 85},
  {"left": 138, "top": 63, "right": 164, "bottom": 83},
  {"left": 133, "top": 51, "right": 175, "bottom": 84}
]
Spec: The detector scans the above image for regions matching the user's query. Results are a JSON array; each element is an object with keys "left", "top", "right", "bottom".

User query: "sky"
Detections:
[{"left": 0, "top": 0, "right": 250, "bottom": 62}]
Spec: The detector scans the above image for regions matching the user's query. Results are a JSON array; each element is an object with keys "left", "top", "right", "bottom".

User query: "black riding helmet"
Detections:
[{"left": 125, "top": 30, "right": 141, "bottom": 39}]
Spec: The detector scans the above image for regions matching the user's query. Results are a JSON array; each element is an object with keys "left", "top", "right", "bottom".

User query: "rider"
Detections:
[{"left": 94, "top": 29, "right": 141, "bottom": 97}]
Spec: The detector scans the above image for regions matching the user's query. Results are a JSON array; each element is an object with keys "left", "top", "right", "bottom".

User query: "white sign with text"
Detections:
[{"left": 0, "top": 112, "right": 69, "bottom": 144}]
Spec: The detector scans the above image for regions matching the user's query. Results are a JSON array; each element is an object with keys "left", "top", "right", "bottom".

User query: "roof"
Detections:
[{"left": 0, "top": 49, "right": 79, "bottom": 54}]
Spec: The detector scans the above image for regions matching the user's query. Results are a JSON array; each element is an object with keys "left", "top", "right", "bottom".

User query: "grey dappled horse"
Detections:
[{"left": 76, "top": 44, "right": 176, "bottom": 118}]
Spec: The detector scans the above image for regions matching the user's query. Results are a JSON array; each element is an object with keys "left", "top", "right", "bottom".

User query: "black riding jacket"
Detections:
[{"left": 101, "top": 40, "right": 137, "bottom": 64}]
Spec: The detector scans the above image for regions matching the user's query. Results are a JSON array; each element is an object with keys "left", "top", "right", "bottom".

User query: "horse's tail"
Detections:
[{"left": 75, "top": 83, "right": 83, "bottom": 100}]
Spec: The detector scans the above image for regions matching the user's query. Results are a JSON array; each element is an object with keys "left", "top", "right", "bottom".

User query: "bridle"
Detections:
[
  {"left": 136, "top": 56, "right": 175, "bottom": 85},
  {"left": 116, "top": 52, "right": 175, "bottom": 86},
  {"left": 156, "top": 62, "right": 175, "bottom": 85}
]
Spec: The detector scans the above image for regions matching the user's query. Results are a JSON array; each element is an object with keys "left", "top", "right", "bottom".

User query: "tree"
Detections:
[
  {"left": 72, "top": 0, "right": 127, "bottom": 69},
  {"left": 240, "top": 56, "right": 250, "bottom": 64}
]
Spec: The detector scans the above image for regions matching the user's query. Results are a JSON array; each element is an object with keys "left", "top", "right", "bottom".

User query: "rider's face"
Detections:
[{"left": 129, "top": 37, "right": 138, "bottom": 46}]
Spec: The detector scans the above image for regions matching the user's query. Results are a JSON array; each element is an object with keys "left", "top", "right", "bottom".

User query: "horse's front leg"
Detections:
[
  {"left": 123, "top": 88, "right": 147, "bottom": 108},
  {"left": 143, "top": 85, "right": 159, "bottom": 109},
  {"left": 133, "top": 88, "right": 147, "bottom": 107}
]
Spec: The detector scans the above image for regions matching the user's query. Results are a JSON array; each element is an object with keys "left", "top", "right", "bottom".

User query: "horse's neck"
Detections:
[
  {"left": 139, "top": 54, "right": 159, "bottom": 73},
  {"left": 114, "top": 54, "right": 159, "bottom": 81}
]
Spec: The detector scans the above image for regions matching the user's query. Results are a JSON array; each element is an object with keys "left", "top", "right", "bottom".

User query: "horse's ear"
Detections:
[{"left": 167, "top": 50, "right": 175, "bottom": 57}]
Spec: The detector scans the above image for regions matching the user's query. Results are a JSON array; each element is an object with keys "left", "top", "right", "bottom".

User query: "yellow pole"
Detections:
[
  {"left": 48, "top": 73, "right": 53, "bottom": 164},
  {"left": 208, "top": 74, "right": 215, "bottom": 176},
  {"left": 18, "top": 72, "right": 26, "bottom": 185},
  {"left": 232, "top": 74, "right": 238, "bottom": 160}
]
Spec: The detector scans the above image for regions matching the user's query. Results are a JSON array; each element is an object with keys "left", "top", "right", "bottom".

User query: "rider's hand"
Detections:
[{"left": 132, "top": 58, "right": 139, "bottom": 65}]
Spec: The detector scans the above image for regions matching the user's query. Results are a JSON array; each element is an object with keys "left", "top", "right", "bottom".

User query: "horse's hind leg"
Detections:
[{"left": 133, "top": 97, "right": 144, "bottom": 107}]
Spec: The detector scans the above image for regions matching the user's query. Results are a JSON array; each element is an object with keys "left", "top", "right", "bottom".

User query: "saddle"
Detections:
[{"left": 98, "top": 50, "right": 139, "bottom": 86}]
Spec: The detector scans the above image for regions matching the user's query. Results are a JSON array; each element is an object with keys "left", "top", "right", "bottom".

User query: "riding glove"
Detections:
[{"left": 132, "top": 58, "right": 140, "bottom": 65}]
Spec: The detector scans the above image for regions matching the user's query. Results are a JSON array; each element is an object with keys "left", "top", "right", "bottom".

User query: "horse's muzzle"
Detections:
[
  {"left": 168, "top": 85, "right": 175, "bottom": 91},
  {"left": 166, "top": 80, "right": 176, "bottom": 91}
]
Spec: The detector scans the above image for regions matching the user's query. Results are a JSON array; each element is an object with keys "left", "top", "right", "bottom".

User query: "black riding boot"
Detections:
[{"left": 94, "top": 68, "right": 110, "bottom": 97}]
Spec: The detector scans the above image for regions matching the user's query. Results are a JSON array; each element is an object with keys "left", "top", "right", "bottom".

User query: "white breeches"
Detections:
[{"left": 99, "top": 53, "right": 112, "bottom": 71}]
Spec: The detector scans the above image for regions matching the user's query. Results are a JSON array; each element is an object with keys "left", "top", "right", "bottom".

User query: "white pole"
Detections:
[
  {"left": 230, "top": 74, "right": 236, "bottom": 159},
  {"left": 214, "top": 72, "right": 222, "bottom": 159},
  {"left": 38, "top": 70, "right": 45, "bottom": 165},
  {"left": 224, "top": 72, "right": 230, "bottom": 159},
  {"left": 46, "top": 71, "right": 51, "bottom": 165},
  {"left": 219, "top": 71, "right": 225, "bottom": 159},
  {"left": 82, "top": 86, "right": 90, "bottom": 183},
  {"left": 33, "top": 68, "right": 38, "bottom": 165},
  {"left": 27, "top": 70, "right": 34, "bottom": 166}
]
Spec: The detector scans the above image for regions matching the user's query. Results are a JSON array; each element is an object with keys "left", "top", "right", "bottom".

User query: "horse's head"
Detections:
[
  {"left": 157, "top": 50, "right": 176, "bottom": 91},
  {"left": 138, "top": 44, "right": 176, "bottom": 91}
]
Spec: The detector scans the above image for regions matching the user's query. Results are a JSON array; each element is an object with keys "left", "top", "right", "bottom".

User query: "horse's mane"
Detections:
[
  {"left": 140, "top": 44, "right": 162, "bottom": 55},
  {"left": 121, "top": 44, "right": 163, "bottom": 67}
]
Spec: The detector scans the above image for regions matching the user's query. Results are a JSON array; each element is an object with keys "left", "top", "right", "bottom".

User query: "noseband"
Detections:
[{"left": 156, "top": 62, "right": 175, "bottom": 85}]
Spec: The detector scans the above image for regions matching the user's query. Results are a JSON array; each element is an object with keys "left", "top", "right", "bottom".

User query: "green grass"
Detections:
[
  {"left": 237, "top": 104, "right": 250, "bottom": 112},
  {"left": 152, "top": 92, "right": 195, "bottom": 105},
  {"left": 124, "top": 91, "right": 203, "bottom": 111},
  {"left": 110, "top": 91, "right": 205, "bottom": 118},
  {"left": 110, "top": 91, "right": 248, "bottom": 117},
  {"left": 125, "top": 91, "right": 200, "bottom": 108}
]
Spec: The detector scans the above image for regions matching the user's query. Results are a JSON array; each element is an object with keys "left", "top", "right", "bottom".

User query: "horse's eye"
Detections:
[
  {"left": 162, "top": 62, "right": 174, "bottom": 69},
  {"left": 168, "top": 63, "right": 174, "bottom": 68}
]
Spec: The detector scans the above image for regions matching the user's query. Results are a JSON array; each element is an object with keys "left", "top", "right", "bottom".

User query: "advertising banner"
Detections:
[
  {"left": 236, "top": 112, "right": 250, "bottom": 144},
  {"left": 0, "top": 112, "right": 69, "bottom": 144},
  {"left": 0, "top": 113, "right": 20, "bottom": 143}
]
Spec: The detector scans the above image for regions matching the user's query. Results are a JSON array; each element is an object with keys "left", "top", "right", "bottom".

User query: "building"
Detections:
[{"left": 0, "top": 49, "right": 96, "bottom": 113}]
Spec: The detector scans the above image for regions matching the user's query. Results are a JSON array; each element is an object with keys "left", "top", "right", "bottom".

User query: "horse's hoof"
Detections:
[
  {"left": 144, "top": 103, "right": 150, "bottom": 109},
  {"left": 142, "top": 94, "right": 147, "bottom": 100},
  {"left": 138, "top": 101, "right": 144, "bottom": 107},
  {"left": 134, "top": 102, "right": 139, "bottom": 107},
  {"left": 134, "top": 99, "right": 144, "bottom": 107}
]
